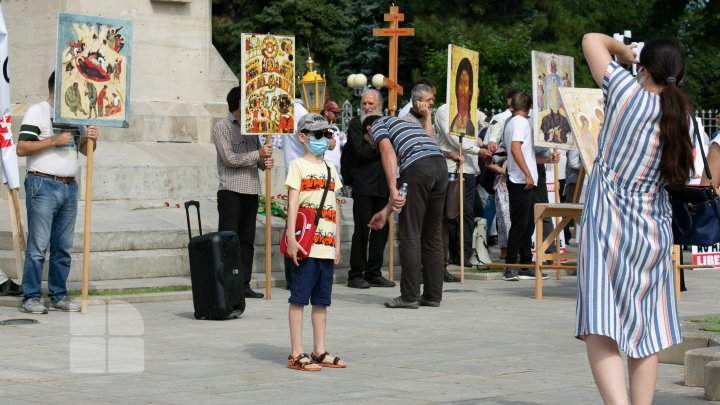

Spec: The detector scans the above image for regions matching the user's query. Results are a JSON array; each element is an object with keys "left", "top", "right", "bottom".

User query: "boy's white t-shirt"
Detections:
[
  {"left": 503, "top": 115, "right": 538, "bottom": 185},
  {"left": 284, "top": 158, "right": 342, "bottom": 260}
]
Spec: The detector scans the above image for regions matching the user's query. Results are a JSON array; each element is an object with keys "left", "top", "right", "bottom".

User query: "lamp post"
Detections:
[
  {"left": 300, "top": 55, "right": 326, "bottom": 114},
  {"left": 347, "top": 73, "right": 386, "bottom": 97}
]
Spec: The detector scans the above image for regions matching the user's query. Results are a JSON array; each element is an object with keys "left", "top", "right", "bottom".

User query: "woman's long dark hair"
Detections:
[{"left": 640, "top": 38, "right": 693, "bottom": 190}]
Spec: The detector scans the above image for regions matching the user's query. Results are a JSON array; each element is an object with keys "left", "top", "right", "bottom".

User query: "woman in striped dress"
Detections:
[{"left": 576, "top": 34, "right": 694, "bottom": 404}]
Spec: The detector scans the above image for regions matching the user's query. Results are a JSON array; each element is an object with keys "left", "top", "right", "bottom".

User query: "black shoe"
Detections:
[
  {"left": 347, "top": 277, "right": 370, "bottom": 289},
  {"left": 366, "top": 275, "right": 396, "bottom": 287},
  {"left": 448, "top": 256, "right": 461, "bottom": 265},
  {"left": 384, "top": 296, "right": 419, "bottom": 309},
  {"left": 444, "top": 270, "right": 460, "bottom": 282},
  {"left": 419, "top": 297, "right": 440, "bottom": 307},
  {"left": 503, "top": 268, "right": 519, "bottom": 281},
  {"left": 517, "top": 269, "right": 548, "bottom": 280},
  {"left": 244, "top": 287, "right": 264, "bottom": 299},
  {"left": 0, "top": 279, "right": 22, "bottom": 296},
  {"left": 487, "top": 235, "right": 498, "bottom": 246}
]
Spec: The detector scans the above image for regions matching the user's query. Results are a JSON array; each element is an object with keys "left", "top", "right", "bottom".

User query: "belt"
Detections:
[{"left": 28, "top": 171, "right": 75, "bottom": 184}]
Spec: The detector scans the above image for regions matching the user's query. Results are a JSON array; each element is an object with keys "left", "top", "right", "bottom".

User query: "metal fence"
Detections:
[{"left": 339, "top": 102, "right": 719, "bottom": 138}]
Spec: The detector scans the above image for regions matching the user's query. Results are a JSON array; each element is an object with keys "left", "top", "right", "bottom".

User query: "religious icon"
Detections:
[
  {"left": 558, "top": 87, "right": 605, "bottom": 173},
  {"left": 241, "top": 33, "right": 295, "bottom": 135},
  {"left": 531, "top": 51, "right": 574, "bottom": 150},
  {"left": 446, "top": 45, "right": 479, "bottom": 138},
  {"left": 55, "top": 13, "right": 132, "bottom": 128}
]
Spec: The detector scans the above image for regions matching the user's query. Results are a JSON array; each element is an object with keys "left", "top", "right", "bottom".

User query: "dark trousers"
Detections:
[
  {"left": 217, "top": 190, "right": 257, "bottom": 285},
  {"left": 506, "top": 181, "right": 536, "bottom": 264},
  {"left": 448, "top": 173, "right": 477, "bottom": 261},
  {"left": 398, "top": 157, "right": 447, "bottom": 302},
  {"left": 349, "top": 194, "right": 389, "bottom": 280}
]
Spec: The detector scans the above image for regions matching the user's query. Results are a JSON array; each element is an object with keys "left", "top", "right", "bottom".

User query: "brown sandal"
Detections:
[
  {"left": 287, "top": 353, "right": 321, "bottom": 371},
  {"left": 311, "top": 351, "right": 346, "bottom": 368}
]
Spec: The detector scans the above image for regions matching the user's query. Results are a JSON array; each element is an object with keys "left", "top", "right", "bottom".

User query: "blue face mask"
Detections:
[{"left": 307, "top": 137, "right": 329, "bottom": 156}]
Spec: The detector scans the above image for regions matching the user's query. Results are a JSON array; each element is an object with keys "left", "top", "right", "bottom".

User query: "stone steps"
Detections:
[{"left": 659, "top": 323, "right": 720, "bottom": 401}]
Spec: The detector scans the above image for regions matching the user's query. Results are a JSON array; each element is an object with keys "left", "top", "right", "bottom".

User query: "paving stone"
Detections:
[{"left": 684, "top": 346, "right": 720, "bottom": 387}]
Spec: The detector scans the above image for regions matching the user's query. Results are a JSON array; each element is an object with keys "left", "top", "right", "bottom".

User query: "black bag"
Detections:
[
  {"left": 668, "top": 117, "right": 720, "bottom": 247},
  {"left": 185, "top": 201, "right": 246, "bottom": 320}
]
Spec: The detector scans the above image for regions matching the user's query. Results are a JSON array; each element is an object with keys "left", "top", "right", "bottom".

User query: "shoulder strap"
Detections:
[
  {"left": 691, "top": 112, "right": 712, "bottom": 181},
  {"left": 313, "top": 162, "right": 332, "bottom": 226}
]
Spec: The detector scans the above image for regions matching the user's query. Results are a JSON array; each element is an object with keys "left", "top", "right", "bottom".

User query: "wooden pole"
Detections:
[
  {"left": 7, "top": 188, "right": 24, "bottom": 282},
  {"left": 80, "top": 138, "right": 95, "bottom": 314},
  {"left": 572, "top": 166, "right": 585, "bottom": 204},
  {"left": 265, "top": 136, "right": 272, "bottom": 300},
  {"left": 458, "top": 137, "right": 464, "bottom": 283},
  {"left": 10, "top": 188, "right": 26, "bottom": 252}
]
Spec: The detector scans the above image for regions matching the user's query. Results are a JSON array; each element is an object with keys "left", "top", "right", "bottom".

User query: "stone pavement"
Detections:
[{"left": 1, "top": 270, "right": 719, "bottom": 404}]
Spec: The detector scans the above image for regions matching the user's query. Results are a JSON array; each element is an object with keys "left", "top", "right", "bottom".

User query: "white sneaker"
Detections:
[
  {"left": 22, "top": 297, "right": 48, "bottom": 314},
  {"left": 48, "top": 297, "right": 80, "bottom": 312}
]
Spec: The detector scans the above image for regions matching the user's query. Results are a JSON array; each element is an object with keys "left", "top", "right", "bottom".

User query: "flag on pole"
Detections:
[{"left": 0, "top": 4, "right": 18, "bottom": 189}]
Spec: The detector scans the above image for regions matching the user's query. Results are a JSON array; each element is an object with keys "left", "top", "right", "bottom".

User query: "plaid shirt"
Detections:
[{"left": 212, "top": 114, "right": 265, "bottom": 195}]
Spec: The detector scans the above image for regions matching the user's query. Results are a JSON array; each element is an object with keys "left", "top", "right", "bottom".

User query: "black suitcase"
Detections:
[{"left": 184, "top": 200, "right": 245, "bottom": 320}]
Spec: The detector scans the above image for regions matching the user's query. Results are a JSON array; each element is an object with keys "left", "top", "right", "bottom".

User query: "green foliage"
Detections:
[{"left": 212, "top": 0, "right": 720, "bottom": 110}]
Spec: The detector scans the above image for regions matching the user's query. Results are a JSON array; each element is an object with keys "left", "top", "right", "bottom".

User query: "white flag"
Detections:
[{"left": 0, "top": 4, "right": 18, "bottom": 189}]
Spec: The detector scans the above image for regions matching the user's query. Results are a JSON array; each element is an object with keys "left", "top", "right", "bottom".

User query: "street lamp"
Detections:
[
  {"left": 347, "top": 73, "right": 386, "bottom": 96},
  {"left": 300, "top": 55, "right": 326, "bottom": 114}
]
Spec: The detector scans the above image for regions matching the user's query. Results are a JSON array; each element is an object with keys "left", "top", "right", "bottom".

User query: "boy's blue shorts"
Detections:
[{"left": 288, "top": 258, "right": 334, "bottom": 306}]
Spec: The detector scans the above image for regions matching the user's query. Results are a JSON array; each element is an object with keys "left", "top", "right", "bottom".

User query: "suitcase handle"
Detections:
[{"left": 184, "top": 200, "right": 202, "bottom": 239}]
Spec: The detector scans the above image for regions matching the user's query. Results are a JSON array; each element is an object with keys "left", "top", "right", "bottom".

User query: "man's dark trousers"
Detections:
[
  {"left": 398, "top": 156, "right": 447, "bottom": 303},
  {"left": 349, "top": 195, "right": 389, "bottom": 280},
  {"left": 217, "top": 190, "right": 257, "bottom": 285},
  {"left": 505, "top": 181, "right": 536, "bottom": 264}
]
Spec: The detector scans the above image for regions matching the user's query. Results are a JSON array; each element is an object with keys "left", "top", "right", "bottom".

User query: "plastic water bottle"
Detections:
[
  {"left": 449, "top": 172, "right": 457, "bottom": 182},
  {"left": 397, "top": 183, "right": 408, "bottom": 213}
]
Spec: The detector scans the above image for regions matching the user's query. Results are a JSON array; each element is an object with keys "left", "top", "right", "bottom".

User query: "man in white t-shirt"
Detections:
[
  {"left": 17, "top": 72, "right": 99, "bottom": 314},
  {"left": 501, "top": 92, "right": 540, "bottom": 281}
]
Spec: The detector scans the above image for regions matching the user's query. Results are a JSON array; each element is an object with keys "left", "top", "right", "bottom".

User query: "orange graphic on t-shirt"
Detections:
[
  {"left": 300, "top": 175, "right": 335, "bottom": 192},
  {"left": 321, "top": 208, "right": 337, "bottom": 223},
  {"left": 313, "top": 231, "right": 336, "bottom": 247}
]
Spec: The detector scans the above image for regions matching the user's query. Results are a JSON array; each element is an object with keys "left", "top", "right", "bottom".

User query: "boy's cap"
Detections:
[{"left": 297, "top": 113, "right": 331, "bottom": 133}]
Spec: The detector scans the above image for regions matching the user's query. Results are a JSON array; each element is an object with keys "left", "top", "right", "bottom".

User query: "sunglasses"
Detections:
[{"left": 303, "top": 130, "right": 332, "bottom": 140}]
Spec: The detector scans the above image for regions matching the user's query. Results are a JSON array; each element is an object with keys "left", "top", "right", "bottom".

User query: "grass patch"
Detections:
[
  {"left": 700, "top": 325, "right": 720, "bottom": 333},
  {"left": 69, "top": 286, "right": 191, "bottom": 297},
  {"left": 689, "top": 316, "right": 720, "bottom": 324}
]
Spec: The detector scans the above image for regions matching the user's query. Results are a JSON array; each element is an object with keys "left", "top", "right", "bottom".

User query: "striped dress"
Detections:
[{"left": 575, "top": 62, "right": 682, "bottom": 358}]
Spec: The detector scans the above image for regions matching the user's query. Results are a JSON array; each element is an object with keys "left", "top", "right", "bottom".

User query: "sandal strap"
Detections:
[
  {"left": 289, "top": 353, "right": 315, "bottom": 369},
  {"left": 312, "top": 351, "right": 340, "bottom": 365}
]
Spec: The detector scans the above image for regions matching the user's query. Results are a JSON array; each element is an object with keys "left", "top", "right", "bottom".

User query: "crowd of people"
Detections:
[{"left": 3, "top": 32, "right": 720, "bottom": 402}]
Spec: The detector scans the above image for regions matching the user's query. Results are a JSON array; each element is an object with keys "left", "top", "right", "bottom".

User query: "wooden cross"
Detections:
[{"left": 373, "top": 6, "right": 414, "bottom": 117}]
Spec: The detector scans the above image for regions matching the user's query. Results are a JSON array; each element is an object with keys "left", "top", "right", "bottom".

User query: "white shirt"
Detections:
[
  {"left": 487, "top": 109, "right": 512, "bottom": 145},
  {"left": 504, "top": 115, "right": 538, "bottom": 185},
  {"left": 283, "top": 99, "right": 308, "bottom": 174},
  {"left": 397, "top": 101, "right": 412, "bottom": 118}
]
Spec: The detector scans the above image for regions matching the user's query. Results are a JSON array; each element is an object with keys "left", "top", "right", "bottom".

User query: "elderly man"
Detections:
[
  {"left": 345, "top": 89, "right": 395, "bottom": 289},
  {"left": 364, "top": 115, "right": 447, "bottom": 308}
]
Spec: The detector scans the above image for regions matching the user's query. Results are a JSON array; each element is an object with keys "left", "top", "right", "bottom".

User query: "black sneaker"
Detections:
[
  {"left": 503, "top": 268, "right": 519, "bottom": 281},
  {"left": 347, "top": 277, "right": 370, "bottom": 289},
  {"left": 419, "top": 297, "right": 440, "bottom": 307},
  {"left": 0, "top": 279, "right": 22, "bottom": 296},
  {"left": 366, "top": 275, "right": 396, "bottom": 287},
  {"left": 244, "top": 287, "right": 265, "bottom": 298},
  {"left": 518, "top": 269, "right": 549, "bottom": 280},
  {"left": 384, "top": 296, "right": 419, "bottom": 309},
  {"left": 444, "top": 270, "right": 460, "bottom": 282}
]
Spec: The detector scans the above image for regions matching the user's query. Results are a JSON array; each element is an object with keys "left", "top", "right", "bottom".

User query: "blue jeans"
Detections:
[{"left": 22, "top": 174, "right": 78, "bottom": 302}]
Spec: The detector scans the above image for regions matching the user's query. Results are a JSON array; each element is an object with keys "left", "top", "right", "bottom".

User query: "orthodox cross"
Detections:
[{"left": 372, "top": 6, "right": 414, "bottom": 116}]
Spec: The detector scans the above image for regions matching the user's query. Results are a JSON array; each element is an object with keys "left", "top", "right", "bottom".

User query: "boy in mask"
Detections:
[{"left": 284, "top": 113, "right": 346, "bottom": 371}]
